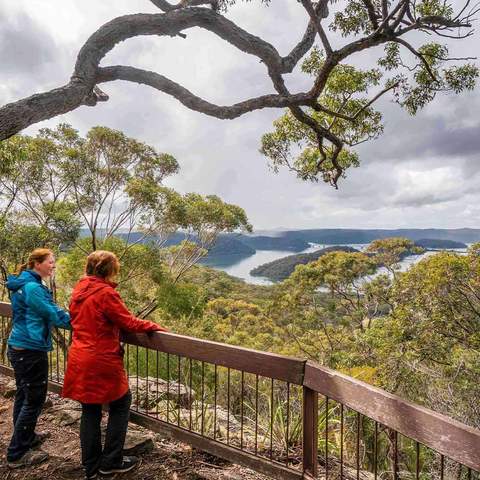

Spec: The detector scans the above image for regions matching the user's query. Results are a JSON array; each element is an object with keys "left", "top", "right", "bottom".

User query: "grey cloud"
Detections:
[
  {"left": 0, "top": 12, "right": 56, "bottom": 76},
  {"left": 389, "top": 191, "right": 460, "bottom": 208}
]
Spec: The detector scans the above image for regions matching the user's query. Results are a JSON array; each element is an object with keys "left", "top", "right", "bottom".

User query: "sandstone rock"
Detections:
[
  {"left": 45, "top": 399, "right": 82, "bottom": 426},
  {"left": 122, "top": 430, "right": 155, "bottom": 455},
  {"left": 3, "top": 378, "right": 16, "bottom": 398},
  {"left": 129, "top": 376, "right": 195, "bottom": 410},
  {"left": 55, "top": 409, "right": 82, "bottom": 426}
]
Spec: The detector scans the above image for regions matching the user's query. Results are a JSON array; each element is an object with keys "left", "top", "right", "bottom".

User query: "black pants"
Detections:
[
  {"left": 7, "top": 348, "right": 48, "bottom": 462},
  {"left": 80, "top": 390, "right": 132, "bottom": 477}
]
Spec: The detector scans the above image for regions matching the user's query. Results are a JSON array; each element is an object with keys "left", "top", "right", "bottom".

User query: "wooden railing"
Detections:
[{"left": 1, "top": 301, "right": 480, "bottom": 479}]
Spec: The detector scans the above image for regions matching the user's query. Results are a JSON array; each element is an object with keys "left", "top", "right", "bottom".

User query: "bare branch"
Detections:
[
  {"left": 352, "top": 80, "right": 401, "bottom": 120},
  {"left": 98, "top": 66, "right": 312, "bottom": 118},
  {"left": 362, "top": 0, "right": 380, "bottom": 29},
  {"left": 393, "top": 37, "right": 438, "bottom": 81},
  {"left": 1, "top": 8, "right": 287, "bottom": 140},
  {"left": 420, "top": 15, "right": 472, "bottom": 28},
  {"left": 281, "top": 18, "right": 317, "bottom": 73},
  {"left": 300, "top": 0, "right": 332, "bottom": 55}
]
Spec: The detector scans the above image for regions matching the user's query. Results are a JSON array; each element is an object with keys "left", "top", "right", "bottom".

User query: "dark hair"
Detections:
[
  {"left": 17, "top": 248, "right": 54, "bottom": 274},
  {"left": 85, "top": 250, "right": 120, "bottom": 281}
]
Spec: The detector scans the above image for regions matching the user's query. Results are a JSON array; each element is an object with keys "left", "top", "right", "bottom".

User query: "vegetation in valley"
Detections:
[{"left": 250, "top": 245, "right": 360, "bottom": 281}]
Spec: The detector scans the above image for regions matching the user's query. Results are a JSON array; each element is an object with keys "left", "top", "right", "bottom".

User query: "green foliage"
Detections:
[
  {"left": 331, "top": 0, "right": 373, "bottom": 36},
  {"left": 261, "top": 49, "right": 384, "bottom": 182},
  {"left": 390, "top": 42, "right": 479, "bottom": 115},
  {"left": 251, "top": 246, "right": 359, "bottom": 282},
  {"left": 378, "top": 43, "right": 401, "bottom": 71},
  {"left": 260, "top": 0, "right": 478, "bottom": 184},
  {"left": 365, "top": 237, "right": 424, "bottom": 272},
  {"left": 416, "top": 0, "right": 454, "bottom": 18}
]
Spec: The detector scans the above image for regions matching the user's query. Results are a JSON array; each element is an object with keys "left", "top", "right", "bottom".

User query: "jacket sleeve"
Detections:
[
  {"left": 25, "top": 284, "right": 71, "bottom": 334},
  {"left": 102, "top": 289, "right": 167, "bottom": 333}
]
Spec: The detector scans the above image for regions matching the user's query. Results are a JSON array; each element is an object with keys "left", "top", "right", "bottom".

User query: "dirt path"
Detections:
[{"left": 0, "top": 374, "right": 268, "bottom": 480}]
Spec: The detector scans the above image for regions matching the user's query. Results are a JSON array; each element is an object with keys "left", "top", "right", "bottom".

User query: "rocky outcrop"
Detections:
[{"left": 128, "top": 375, "right": 195, "bottom": 411}]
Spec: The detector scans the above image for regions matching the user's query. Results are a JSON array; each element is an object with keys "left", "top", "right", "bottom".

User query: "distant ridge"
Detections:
[
  {"left": 81, "top": 228, "right": 479, "bottom": 259},
  {"left": 279, "top": 228, "right": 480, "bottom": 244},
  {"left": 415, "top": 238, "right": 467, "bottom": 249}
]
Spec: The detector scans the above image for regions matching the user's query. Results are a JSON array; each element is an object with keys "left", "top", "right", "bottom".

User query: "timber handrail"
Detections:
[
  {"left": 304, "top": 361, "right": 480, "bottom": 472},
  {"left": 122, "top": 331, "right": 306, "bottom": 384},
  {"left": 2, "top": 300, "right": 480, "bottom": 474}
]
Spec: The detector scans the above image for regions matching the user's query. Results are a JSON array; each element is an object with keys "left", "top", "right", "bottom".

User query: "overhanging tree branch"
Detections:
[
  {"left": 97, "top": 66, "right": 312, "bottom": 118},
  {"left": 0, "top": 0, "right": 477, "bottom": 187}
]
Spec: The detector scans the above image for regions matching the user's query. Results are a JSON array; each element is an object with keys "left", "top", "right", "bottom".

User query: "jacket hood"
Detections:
[
  {"left": 71, "top": 276, "right": 116, "bottom": 304},
  {"left": 7, "top": 270, "right": 41, "bottom": 292}
]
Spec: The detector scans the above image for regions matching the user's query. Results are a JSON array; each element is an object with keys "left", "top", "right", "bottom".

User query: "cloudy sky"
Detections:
[{"left": 1, "top": 0, "right": 479, "bottom": 231}]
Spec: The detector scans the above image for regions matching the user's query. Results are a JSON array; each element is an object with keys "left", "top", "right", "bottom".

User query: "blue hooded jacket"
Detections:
[{"left": 7, "top": 270, "right": 70, "bottom": 352}]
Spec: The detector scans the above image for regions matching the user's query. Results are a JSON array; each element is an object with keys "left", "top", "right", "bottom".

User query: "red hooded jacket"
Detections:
[{"left": 62, "top": 276, "right": 165, "bottom": 404}]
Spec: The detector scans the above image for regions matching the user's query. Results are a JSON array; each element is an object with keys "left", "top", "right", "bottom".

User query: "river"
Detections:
[{"left": 200, "top": 243, "right": 469, "bottom": 285}]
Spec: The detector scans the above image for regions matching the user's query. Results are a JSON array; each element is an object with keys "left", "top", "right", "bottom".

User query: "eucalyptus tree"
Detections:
[
  {"left": 54, "top": 124, "right": 180, "bottom": 251},
  {"left": 0, "top": 132, "right": 81, "bottom": 279},
  {"left": 161, "top": 192, "right": 252, "bottom": 282},
  {"left": 0, "top": 0, "right": 477, "bottom": 186},
  {"left": 0, "top": 124, "right": 252, "bottom": 314},
  {"left": 366, "top": 246, "right": 480, "bottom": 425}
]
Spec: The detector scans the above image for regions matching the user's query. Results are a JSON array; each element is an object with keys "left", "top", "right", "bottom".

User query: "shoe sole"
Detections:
[
  {"left": 99, "top": 458, "right": 141, "bottom": 475},
  {"left": 7, "top": 456, "right": 48, "bottom": 469}
]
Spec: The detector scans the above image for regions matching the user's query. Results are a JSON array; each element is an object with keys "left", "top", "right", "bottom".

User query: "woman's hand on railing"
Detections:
[{"left": 148, "top": 325, "right": 168, "bottom": 334}]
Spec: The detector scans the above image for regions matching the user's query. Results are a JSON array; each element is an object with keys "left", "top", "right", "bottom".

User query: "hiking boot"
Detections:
[
  {"left": 31, "top": 431, "right": 51, "bottom": 448},
  {"left": 7, "top": 449, "right": 49, "bottom": 469},
  {"left": 85, "top": 473, "right": 97, "bottom": 479},
  {"left": 99, "top": 456, "right": 140, "bottom": 475}
]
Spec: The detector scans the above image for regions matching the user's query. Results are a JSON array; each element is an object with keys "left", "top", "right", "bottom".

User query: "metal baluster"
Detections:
[
  {"left": 416, "top": 441, "right": 420, "bottom": 480},
  {"left": 135, "top": 345, "right": 139, "bottom": 411},
  {"left": 189, "top": 358, "right": 193, "bottom": 431},
  {"left": 341, "top": 404, "right": 345, "bottom": 480},
  {"left": 373, "top": 421, "right": 378, "bottom": 480},
  {"left": 177, "top": 356, "right": 181, "bottom": 427},
  {"left": 440, "top": 454, "right": 444, "bottom": 480},
  {"left": 356, "top": 412, "right": 361, "bottom": 480},
  {"left": 270, "top": 378, "right": 274, "bottom": 461},
  {"left": 325, "top": 396, "right": 329, "bottom": 479},
  {"left": 1, "top": 317, "right": 3, "bottom": 363},
  {"left": 166, "top": 353, "right": 170, "bottom": 423},
  {"left": 156, "top": 350, "right": 159, "bottom": 419},
  {"left": 201, "top": 361, "right": 205, "bottom": 436},
  {"left": 240, "top": 370, "right": 244, "bottom": 450},
  {"left": 227, "top": 368, "right": 231, "bottom": 445},
  {"left": 145, "top": 348, "right": 149, "bottom": 415},
  {"left": 49, "top": 349, "right": 53, "bottom": 380},
  {"left": 255, "top": 374, "right": 259, "bottom": 455},
  {"left": 214, "top": 364, "right": 218, "bottom": 440},
  {"left": 62, "top": 329, "right": 67, "bottom": 377},
  {"left": 286, "top": 382, "right": 290, "bottom": 466},
  {"left": 393, "top": 430, "right": 398, "bottom": 480},
  {"left": 57, "top": 329, "right": 61, "bottom": 382}
]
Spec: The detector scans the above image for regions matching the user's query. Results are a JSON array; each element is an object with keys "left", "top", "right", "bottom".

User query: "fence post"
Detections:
[{"left": 303, "top": 386, "right": 318, "bottom": 478}]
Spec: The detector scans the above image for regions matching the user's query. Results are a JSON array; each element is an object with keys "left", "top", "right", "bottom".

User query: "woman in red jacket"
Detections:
[{"left": 63, "top": 250, "right": 166, "bottom": 479}]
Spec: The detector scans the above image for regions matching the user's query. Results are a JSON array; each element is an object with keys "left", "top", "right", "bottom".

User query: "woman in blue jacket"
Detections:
[{"left": 6, "top": 248, "right": 70, "bottom": 469}]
